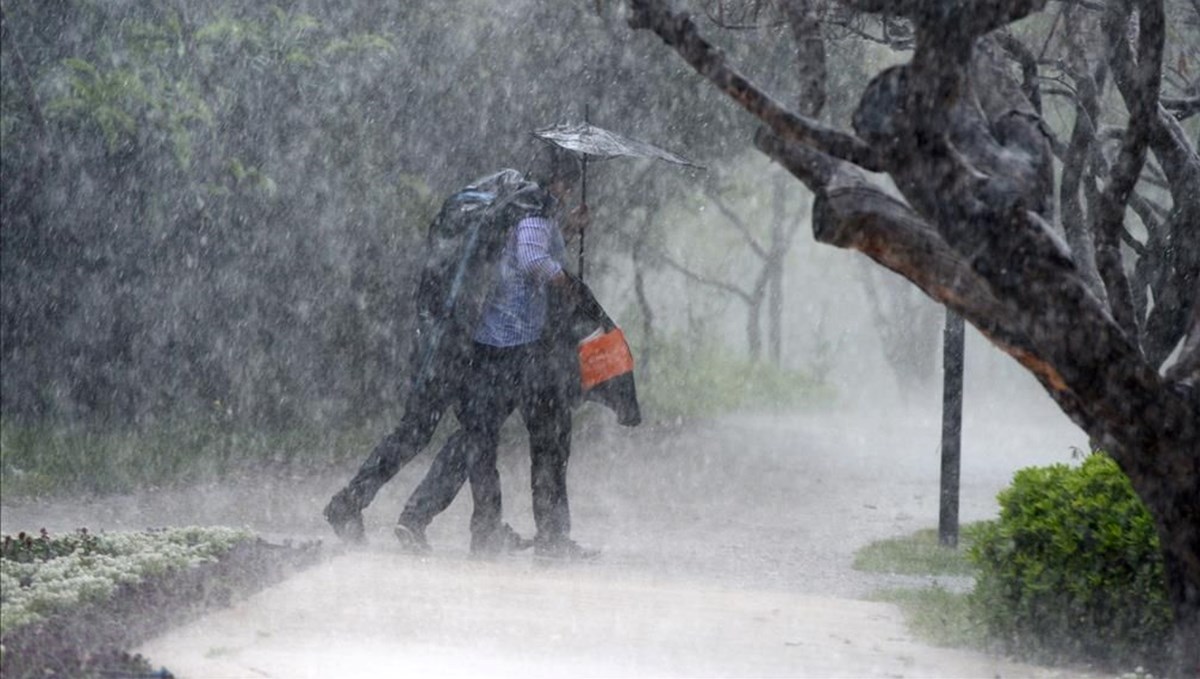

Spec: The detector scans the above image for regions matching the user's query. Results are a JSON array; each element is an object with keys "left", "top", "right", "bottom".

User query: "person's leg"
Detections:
[
  {"left": 455, "top": 344, "right": 519, "bottom": 551},
  {"left": 519, "top": 345, "right": 579, "bottom": 550},
  {"left": 392, "top": 428, "right": 472, "bottom": 551},
  {"left": 323, "top": 369, "right": 458, "bottom": 541}
]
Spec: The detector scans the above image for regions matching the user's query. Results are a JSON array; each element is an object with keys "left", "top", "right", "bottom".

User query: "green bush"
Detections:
[{"left": 967, "top": 453, "right": 1171, "bottom": 671}]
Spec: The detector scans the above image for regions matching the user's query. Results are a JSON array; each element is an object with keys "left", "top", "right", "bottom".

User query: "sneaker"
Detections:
[
  {"left": 323, "top": 493, "right": 365, "bottom": 544},
  {"left": 499, "top": 523, "right": 534, "bottom": 552},
  {"left": 469, "top": 523, "right": 533, "bottom": 557},
  {"left": 393, "top": 522, "right": 431, "bottom": 554},
  {"left": 533, "top": 536, "right": 600, "bottom": 561}
]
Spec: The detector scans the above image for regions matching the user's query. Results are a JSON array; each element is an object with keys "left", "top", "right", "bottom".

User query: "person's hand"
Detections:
[{"left": 563, "top": 204, "right": 591, "bottom": 239}]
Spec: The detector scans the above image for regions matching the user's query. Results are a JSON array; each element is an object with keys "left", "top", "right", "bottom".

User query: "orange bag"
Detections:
[{"left": 578, "top": 327, "right": 634, "bottom": 391}]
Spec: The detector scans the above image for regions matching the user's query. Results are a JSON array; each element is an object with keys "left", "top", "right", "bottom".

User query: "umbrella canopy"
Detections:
[{"left": 533, "top": 122, "right": 702, "bottom": 169}]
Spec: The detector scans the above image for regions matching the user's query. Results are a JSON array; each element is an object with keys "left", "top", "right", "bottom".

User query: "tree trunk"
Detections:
[
  {"left": 768, "top": 259, "right": 782, "bottom": 365},
  {"left": 633, "top": 257, "right": 655, "bottom": 380},
  {"left": 1142, "top": 464, "right": 1200, "bottom": 675},
  {"left": 747, "top": 298, "right": 763, "bottom": 361}
]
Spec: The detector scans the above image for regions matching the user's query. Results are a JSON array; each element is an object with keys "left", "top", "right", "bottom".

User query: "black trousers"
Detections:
[
  {"left": 400, "top": 341, "right": 573, "bottom": 542},
  {"left": 335, "top": 347, "right": 470, "bottom": 512}
]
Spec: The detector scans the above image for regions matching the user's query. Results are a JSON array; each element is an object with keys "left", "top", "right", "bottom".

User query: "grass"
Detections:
[
  {"left": 0, "top": 336, "right": 835, "bottom": 499},
  {"left": 635, "top": 334, "right": 835, "bottom": 420},
  {"left": 853, "top": 523, "right": 989, "bottom": 649},
  {"left": 0, "top": 415, "right": 383, "bottom": 499},
  {"left": 871, "top": 586, "right": 986, "bottom": 649},
  {"left": 853, "top": 523, "right": 986, "bottom": 576}
]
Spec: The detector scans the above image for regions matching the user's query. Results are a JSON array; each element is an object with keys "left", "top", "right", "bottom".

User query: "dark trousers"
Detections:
[
  {"left": 335, "top": 350, "right": 469, "bottom": 511},
  {"left": 400, "top": 342, "right": 573, "bottom": 542}
]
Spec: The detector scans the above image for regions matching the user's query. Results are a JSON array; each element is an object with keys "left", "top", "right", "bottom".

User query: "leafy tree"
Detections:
[{"left": 1, "top": 0, "right": 745, "bottom": 429}]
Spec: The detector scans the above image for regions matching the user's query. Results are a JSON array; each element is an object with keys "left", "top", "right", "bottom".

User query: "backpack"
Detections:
[
  {"left": 409, "top": 169, "right": 641, "bottom": 428},
  {"left": 408, "top": 169, "right": 550, "bottom": 390}
]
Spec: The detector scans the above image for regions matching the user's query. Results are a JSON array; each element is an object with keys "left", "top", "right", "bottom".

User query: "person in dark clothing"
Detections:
[
  {"left": 395, "top": 149, "right": 597, "bottom": 559},
  {"left": 324, "top": 147, "right": 595, "bottom": 559}
]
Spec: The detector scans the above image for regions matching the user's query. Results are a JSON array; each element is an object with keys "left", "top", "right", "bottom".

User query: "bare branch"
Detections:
[
  {"left": 1092, "top": 0, "right": 1165, "bottom": 339},
  {"left": 782, "top": 0, "right": 827, "bottom": 118},
  {"left": 704, "top": 188, "right": 768, "bottom": 258},
  {"left": 839, "top": 0, "right": 1049, "bottom": 42},
  {"left": 1162, "top": 95, "right": 1200, "bottom": 121},
  {"left": 752, "top": 128, "right": 838, "bottom": 189},
  {"left": 1058, "top": 8, "right": 1107, "bottom": 299},
  {"left": 994, "top": 29, "right": 1044, "bottom": 113},
  {"left": 809, "top": 166, "right": 1106, "bottom": 432},
  {"left": 627, "top": 0, "right": 884, "bottom": 170},
  {"left": 811, "top": 165, "right": 1196, "bottom": 473},
  {"left": 652, "top": 250, "right": 753, "bottom": 303}
]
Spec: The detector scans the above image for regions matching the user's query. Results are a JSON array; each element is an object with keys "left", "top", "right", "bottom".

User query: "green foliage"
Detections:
[
  {"left": 854, "top": 524, "right": 985, "bottom": 576},
  {"left": 1, "top": 0, "right": 751, "bottom": 432},
  {"left": 46, "top": 58, "right": 146, "bottom": 152},
  {"left": 636, "top": 333, "right": 832, "bottom": 419},
  {"left": 967, "top": 454, "right": 1172, "bottom": 671}
]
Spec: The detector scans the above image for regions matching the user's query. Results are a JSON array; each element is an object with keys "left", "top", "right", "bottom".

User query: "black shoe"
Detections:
[
  {"left": 533, "top": 536, "right": 600, "bottom": 561},
  {"left": 393, "top": 521, "right": 431, "bottom": 554},
  {"left": 323, "top": 492, "right": 365, "bottom": 544},
  {"left": 469, "top": 523, "right": 532, "bottom": 557}
]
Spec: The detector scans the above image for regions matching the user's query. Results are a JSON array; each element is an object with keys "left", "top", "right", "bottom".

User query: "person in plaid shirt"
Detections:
[{"left": 394, "top": 147, "right": 599, "bottom": 560}]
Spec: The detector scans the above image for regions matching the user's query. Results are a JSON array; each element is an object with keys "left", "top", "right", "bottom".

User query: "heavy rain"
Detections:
[{"left": 1, "top": 1, "right": 1198, "bottom": 677}]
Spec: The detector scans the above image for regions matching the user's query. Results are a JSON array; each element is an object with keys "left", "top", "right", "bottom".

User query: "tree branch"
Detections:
[
  {"left": 1058, "top": 8, "right": 1107, "bottom": 299},
  {"left": 782, "top": 0, "right": 827, "bottom": 118},
  {"left": 627, "top": 0, "right": 884, "bottom": 170},
  {"left": 994, "top": 29, "right": 1043, "bottom": 113},
  {"left": 839, "top": 0, "right": 1049, "bottom": 38},
  {"left": 652, "top": 250, "right": 752, "bottom": 303},
  {"left": 809, "top": 165, "right": 1197, "bottom": 476},
  {"left": 809, "top": 166, "right": 1102, "bottom": 432},
  {"left": 1092, "top": 0, "right": 1164, "bottom": 339},
  {"left": 1165, "top": 297, "right": 1200, "bottom": 389},
  {"left": 1162, "top": 95, "right": 1200, "bottom": 121},
  {"left": 704, "top": 188, "right": 768, "bottom": 259}
]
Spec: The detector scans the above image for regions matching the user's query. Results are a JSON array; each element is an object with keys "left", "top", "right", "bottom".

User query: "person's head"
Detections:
[{"left": 526, "top": 145, "right": 582, "bottom": 201}]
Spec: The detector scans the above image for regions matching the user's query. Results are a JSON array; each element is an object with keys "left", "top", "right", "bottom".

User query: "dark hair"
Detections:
[{"left": 526, "top": 145, "right": 582, "bottom": 187}]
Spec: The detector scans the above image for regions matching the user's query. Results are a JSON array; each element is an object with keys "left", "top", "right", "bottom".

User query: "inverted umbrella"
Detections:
[
  {"left": 533, "top": 121, "right": 703, "bottom": 168},
  {"left": 533, "top": 121, "right": 701, "bottom": 278}
]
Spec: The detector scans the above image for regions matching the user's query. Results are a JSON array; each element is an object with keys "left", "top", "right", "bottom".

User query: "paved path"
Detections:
[
  {"left": 5, "top": 393, "right": 1097, "bottom": 677},
  {"left": 138, "top": 550, "right": 1086, "bottom": 678}
]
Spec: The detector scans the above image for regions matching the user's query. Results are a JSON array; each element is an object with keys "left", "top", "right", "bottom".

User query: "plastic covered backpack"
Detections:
[{"left": 408, "top": 169, "right": 551, "bottom": 390}]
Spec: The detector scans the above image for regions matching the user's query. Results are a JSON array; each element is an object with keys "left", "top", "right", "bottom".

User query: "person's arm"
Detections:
[{"left": 514, "top": 216, "right": 566, "bottom": 285}]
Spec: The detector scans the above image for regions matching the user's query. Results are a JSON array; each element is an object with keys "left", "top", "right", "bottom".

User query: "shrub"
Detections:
[{"left": 967, "top": 453, "right": 1172, "bottom": 671}]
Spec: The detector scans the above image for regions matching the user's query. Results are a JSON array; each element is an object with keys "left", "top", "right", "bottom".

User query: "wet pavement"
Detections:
[{"left": 3, "top": 394, "right": 1092, "bottom": 677}]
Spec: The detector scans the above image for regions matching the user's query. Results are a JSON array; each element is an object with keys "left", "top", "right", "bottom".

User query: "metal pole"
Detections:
[
  {"left": 939, "top": 309, "right": 964, "bottom": 547},
  {"left": 579, "top": 106, "right": 589, "bottom": 280}
]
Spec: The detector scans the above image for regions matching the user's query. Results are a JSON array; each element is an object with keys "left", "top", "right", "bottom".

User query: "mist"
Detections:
[{"left": 2, "top": 0, "right": 1152, "bottom": 676}]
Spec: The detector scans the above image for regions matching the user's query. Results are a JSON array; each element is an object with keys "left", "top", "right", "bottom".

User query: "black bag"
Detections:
[{"left": 550, "top": 272, "right": 642, "bottom": 427}]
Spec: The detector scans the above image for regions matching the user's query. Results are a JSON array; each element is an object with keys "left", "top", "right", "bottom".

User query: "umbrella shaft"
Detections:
[{"left": 579, "top": 154, "right": 588, "bottom": 280}]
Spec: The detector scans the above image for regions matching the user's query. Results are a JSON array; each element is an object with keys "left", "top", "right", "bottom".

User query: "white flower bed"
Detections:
[{"left": 1, "top": 527, "right": 253, "bottom": 637}]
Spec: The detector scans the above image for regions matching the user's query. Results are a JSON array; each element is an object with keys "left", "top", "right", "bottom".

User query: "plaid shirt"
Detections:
[{"left": 473, "top": 215, "right": 566, "bottom": 347}]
